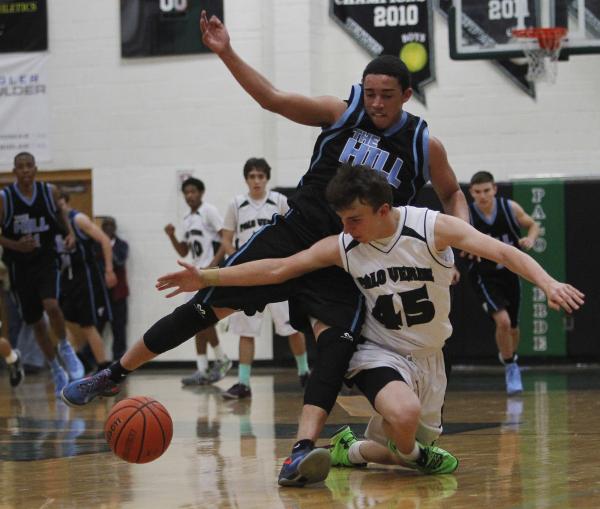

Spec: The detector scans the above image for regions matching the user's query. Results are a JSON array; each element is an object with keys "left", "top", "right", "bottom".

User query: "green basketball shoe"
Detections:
[
  {"left": 329, "top": 425, "right": 366, "bottom": 467},
  {"left": 388, "top": 440, "right": 459, "bottom": 474}
]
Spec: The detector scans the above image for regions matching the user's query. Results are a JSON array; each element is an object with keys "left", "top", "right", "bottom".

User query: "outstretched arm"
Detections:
[
  {"left": 156, "top": 235, "right": 342, "bottom": 298},
  {"left": 200, "top": 11, "right": 347, "bottom": 127},
  {"left": 434, "top": 214, "right": 584, "bottom": 312},
  {"left": 510, "top": 200, "right": 540, "bottom": 250}
]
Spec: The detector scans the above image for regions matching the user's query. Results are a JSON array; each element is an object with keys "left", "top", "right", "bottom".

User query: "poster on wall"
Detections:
[
  {"left": 0, "top": 0, "right": 47, "bottom": 52},
  {"left": 330, "top": 0, "right": 434, "bottom": 104},
  {"left": 0, "top": 52, "right": 50, "bottom": 164},
  {"left": 120, "top": 0, "right": 224, "bottom": 58}
]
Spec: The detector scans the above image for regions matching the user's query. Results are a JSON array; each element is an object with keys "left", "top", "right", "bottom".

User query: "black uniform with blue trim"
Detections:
[
  {"left": 468, "top": 197, "right": 522, "bottom": 327},
  {"left": 60, "top": 209, "right": 112, "bottom": 327},
  {"left": 198, "top": 83, "right": 431, "bottom": 334},
  {"left": 1, "top": 182, "right": 62, "bottom": 324}
]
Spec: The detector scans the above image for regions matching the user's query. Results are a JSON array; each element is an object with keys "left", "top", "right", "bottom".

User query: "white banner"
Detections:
[{"left": 0, "top": 52, "right": 50, "bottom": 164}]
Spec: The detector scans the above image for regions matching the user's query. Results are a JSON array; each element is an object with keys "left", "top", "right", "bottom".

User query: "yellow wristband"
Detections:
[{"left": 202, "top": 268, "right": 220, "bottom": 285}]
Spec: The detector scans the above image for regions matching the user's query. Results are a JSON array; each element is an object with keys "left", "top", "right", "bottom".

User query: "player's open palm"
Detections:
[
  {"left": 156, "top": 260, "right": 205, "bottom": 298},
  {"left": 545, "top": 281, "right": 585, "bottom": 313},
  {"left": 200, "top": 10, "right": 229, "bottom": 55}
]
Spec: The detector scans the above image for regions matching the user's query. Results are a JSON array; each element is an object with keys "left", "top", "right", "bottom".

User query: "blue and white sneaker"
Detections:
[
  {"left": 61, "top": 368, "right": 121, "bottom": 407},
  {"left": 505, "top": 362, "right": 523, "bottom": 395},
  {"left": 51, "top": 363, "right": 69, "bottom": 398},
  {"left": 278, "top": 447, "right": 331, "bottom": 487},
  {"left": 57, "top": 341, "right": 85, "bottom": 381}
]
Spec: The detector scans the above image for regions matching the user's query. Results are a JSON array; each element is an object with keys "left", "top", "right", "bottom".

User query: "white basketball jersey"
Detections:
[
  {"left": 182, "top": 202, "right": 223, "bottom": 269},
  {"left": 224, "top": 190, "right": 288, "bottom": 248},
  {"left": 338, "top": 206, "right": 454, "bottom": 354}
]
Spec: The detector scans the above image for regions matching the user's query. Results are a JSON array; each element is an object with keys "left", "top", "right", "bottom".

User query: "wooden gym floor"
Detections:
[{"left": 1, "top": 366, "right": 600, "bottom": 508}]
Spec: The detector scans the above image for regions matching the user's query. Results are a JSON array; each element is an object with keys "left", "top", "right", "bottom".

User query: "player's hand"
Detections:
[
  {"left": 544, "top": 281, "right": 585, "bottom": 313},
  {"left": 105, "top": 269, "right": 118, "bottom": 289},
  {"left": 519, "top": 237, "right": 534, "bottom": 250},
  {"left": 156, "top": 260, "right": 206, "bottom": 298},
  {"left": 164, "top": 224, "right": 175, "bottom": 237},
  {"left": 63, "top": 232, "right": 75, "bottom": 250},
  {"left": 451, "top": 266, "right": 461, "bottom": 285},
  {"left": 15, "top": 235, "right": 37, "bottom": 253},
  {"left": 200, "top": 10, "right": 230, "bottom": 55}
]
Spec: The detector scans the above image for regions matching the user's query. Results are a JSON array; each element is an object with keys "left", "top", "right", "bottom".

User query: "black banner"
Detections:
[
  {"left": 0, "top": 0, "right": 47, "bottom": 52},
  {"left": 437, "top": 0, "right": 534, "bottom": 97},
  {"left": 120, "top": 0, "right": 223, "bottom": 58},
  {"left": 330, "top": 0, "right": 434, "bottom": 104}
]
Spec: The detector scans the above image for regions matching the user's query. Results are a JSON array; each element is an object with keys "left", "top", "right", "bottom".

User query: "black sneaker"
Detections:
[
  {"left": 222, "top": 382, "right": 251, "bottom": 400},
  {"left": 7, "top": 349, "right": 24, "bottom": 388}
]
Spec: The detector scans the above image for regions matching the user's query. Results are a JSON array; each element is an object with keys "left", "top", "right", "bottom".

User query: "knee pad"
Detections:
[
  {"left": 143, "top": 301, "right": 218, "bottom": 354},
  {"left": 303, "top": 327, "right": 357, "bottom": 413}
]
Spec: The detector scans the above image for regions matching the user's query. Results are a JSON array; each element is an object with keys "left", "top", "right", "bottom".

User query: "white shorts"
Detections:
[
  {"left": 228, "top": 301, "right": 297, "bottom": 337},
  {"left": 348, "top": 343, "right": 447, "bottom": 445}
]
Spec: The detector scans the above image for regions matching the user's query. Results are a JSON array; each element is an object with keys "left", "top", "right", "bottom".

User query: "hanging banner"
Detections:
[
  {"left": 436, "top": 0, "right": 535, "bottom": 98},
  {"left": 0, "top": 52, "right": 50, "bottom": 164},
  {"left": 0, "top": 0, "right": 47, "bottom": 52},
  {"left": 120, "top": 0, "right": 224, "bottom": 58},
  {"left": 512, "top": 180, "right": 566, "bottom": 356},
  {"left": 330, "top": 0, "right": 435, "bottom": 104}
]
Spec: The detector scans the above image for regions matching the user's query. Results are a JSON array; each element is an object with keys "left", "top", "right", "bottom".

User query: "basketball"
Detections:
[
  {"left": 400, "top": 42, "right": 428, "bottom": 73},
  {"left": 104, "top": 396, "right": 173, "bottom": 464}
]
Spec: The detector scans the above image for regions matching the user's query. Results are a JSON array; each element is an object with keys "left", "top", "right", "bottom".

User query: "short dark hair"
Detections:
[
  {"left": 181, "top": 177, "right": 205, "bottom": 193},
  {"left": 470, "top": 171, "right": 495, "bottom": 186},
  {"left": 102, "top": 216, "right": 117, "bottom": 228},
  {"left": 243, "top": 157, "right": 271, "bottom": 180},
  {"left": 362, "top": 55, "right": 411, "bottom": 92},
  {"left": 326, "top": 164, "right": 392, "bottom": 212},
  {"left": 14, "top": 152, "right": 35, "bottom": 166},
  {"left": 58, "top": 188, "right": 70, "bottom": 203}
]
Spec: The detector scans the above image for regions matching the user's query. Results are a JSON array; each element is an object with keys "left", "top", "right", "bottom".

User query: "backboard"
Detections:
[{"left": 449, "top": 0, "right": 600, "bottom": 59}]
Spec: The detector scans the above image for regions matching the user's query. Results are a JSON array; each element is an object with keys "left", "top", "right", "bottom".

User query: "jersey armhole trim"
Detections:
[
  {"left": 424, "top": 209, "right": 454, "bottom": 269},
  {"left": 323, "top": 84, "right": 362, "bottom": 133}
]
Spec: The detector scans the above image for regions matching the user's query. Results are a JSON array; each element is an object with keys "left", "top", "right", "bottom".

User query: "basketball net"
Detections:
[{"left": 512, "top": 27, "right": 568, "bottom": 83}]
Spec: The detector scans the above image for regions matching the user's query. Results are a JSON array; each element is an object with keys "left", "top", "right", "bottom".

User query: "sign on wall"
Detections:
[
  {"left": 120, "top": 0, "right": 224, "bottom": 58},
  {"left": 330, "top": 0, "right": 435, "bottom": 104},
  {"left": 0, "top": 52, "right": 50, "bottom": 164},
  {"left": 0, "top": 0, "right": 47, "bottom": 53}
]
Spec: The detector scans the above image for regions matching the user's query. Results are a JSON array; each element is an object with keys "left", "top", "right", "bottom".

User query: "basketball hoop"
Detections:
[{"left": 511, "top": 27, "right": 568, "bottom": 83}]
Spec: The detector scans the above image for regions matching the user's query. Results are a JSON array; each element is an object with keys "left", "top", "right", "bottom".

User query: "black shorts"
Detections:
[
  {"left": 8, "top": 255, "right": 60, "bottom": 324},
  {"left": 60, "top": 263, "right": 112, "bottom": 327},
  {"left": 469, "top": 268, "right": 521, "bottom": 327},
  {"left": 351, "top": 366, "right": 406, "bottom": 408},
  {"left": 196, "top": 207, "right": 365, "bottom": 334}
]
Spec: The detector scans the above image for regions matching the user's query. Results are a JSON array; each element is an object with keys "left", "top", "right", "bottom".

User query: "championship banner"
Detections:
[
  {"left": 436, "top": 0, "right": 535, "bottom": 98},
  {"left": 330, "top": 0, "right": 435, "bottom": 104},
  {"left": 0, "top": 0, "right": 47, "bottom": 53},
  {"left": 120, "top": 0, "right": 224, "bottom": 58},
  {"left": 0, "top": 52, "right": 50, "bottom": 164},
  {"left": 512, "top": 180, "right": 566, "bottom": 356}
]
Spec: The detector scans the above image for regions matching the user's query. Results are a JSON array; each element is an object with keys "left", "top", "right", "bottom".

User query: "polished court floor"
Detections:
[{"left": 1, "top": 366, "right": 600, "bottom": 508}]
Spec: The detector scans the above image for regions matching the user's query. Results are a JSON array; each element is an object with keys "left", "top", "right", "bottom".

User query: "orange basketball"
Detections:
[{"left": 104, "top": 396, "right": 173, "bottom": 464}]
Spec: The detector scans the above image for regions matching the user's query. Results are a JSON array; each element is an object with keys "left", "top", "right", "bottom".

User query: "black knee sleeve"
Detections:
[
  {"left": 303, "top": 327, "right": 357, "bottom": 413},
  {"left": 143, "top": 301, "right": 218, "bottom": 354}
]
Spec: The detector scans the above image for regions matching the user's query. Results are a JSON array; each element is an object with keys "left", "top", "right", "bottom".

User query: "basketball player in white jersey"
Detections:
[
  {"left": 164, "top": 177, "right": 231, "bottom": 385},
  {"left": 157, "top": 164, "right": 584, "bottom": 479},
  {"left": 221, "top": 158, "right": 309, "bottom": 399}
]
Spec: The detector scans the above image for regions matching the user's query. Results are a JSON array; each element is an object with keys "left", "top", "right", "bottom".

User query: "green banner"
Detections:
[{"left": 512, "top": 180, "right": 566, "bottom": 356}]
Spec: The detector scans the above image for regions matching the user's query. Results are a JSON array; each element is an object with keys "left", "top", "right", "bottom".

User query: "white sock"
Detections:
[
  {"left": 5, "top": 350, "right": 17, "bottom": 364},
  {"left": 394, "top": 442, "right": 420, "bottom": 462},
  {"left": 212, "top": 344, "right": 226, "bottom": 361},
  {"left": 196, "top": 355, "right": 208, "bottom": 372},
  {"left": 348, "top": 441, "right": 367, "bottom": 464}
]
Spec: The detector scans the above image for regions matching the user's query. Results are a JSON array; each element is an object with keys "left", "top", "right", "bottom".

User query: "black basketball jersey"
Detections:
[
  {"left": 469, "top": 196, "right": 522, "bottom": 274},
  {"left": 66, "top": 209, "right": 99, "bottom": 269},
  {"left": 288, "top": 84, "right": 430, "bottom": 237},
  {"left": 1, "top": 181, "right": 61, "bottom": 264}
]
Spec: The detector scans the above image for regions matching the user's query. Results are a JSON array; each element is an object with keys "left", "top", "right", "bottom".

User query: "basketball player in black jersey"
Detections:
[
  {"left": 467, "top": 171, "right": 540, "bottom": 395},
  {"left": 62, "top": 11, "right": 469, "bottom": 486},
  {"left": 0, "top": 152, "right": 85, "bottom": 396},
  {"left": 57, "top": 191, "right": 116, "bottom": 373}
]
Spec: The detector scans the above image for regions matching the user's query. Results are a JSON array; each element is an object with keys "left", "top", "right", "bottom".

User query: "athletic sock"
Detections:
[
  {"left": 295, "top": 353, "right": 309, "bottom": 375},
  {"left": 394, "top": 442, "right": 420, "bottom": 462},
  {"left": 5, "top": 350, "right": 17, "bottom": 364},
  {"left": 108, "top": 361, "right": 131, "bottom": 383},
  {"left": 212, "top": 344, "right": 226, "bottom": 361},
  {"left": 348, "top": 441, "right": 367, "bottom": 464},
  {"left": 196, "top": 355, "right": 209, "bottom": 373},
  {"left": 238, "top": 363, "right": 251, "bottom": 386}
]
